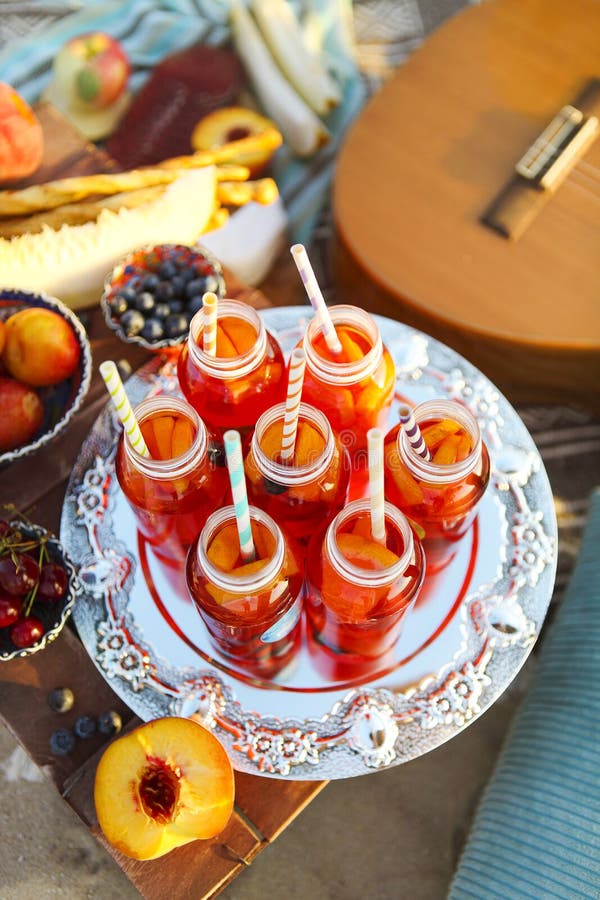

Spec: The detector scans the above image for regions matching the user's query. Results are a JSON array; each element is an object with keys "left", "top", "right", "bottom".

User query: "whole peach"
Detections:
[
  {"left": 0, "top": 320, "right": 5, "bottom": 356},
  {"left": 0, "top": 376, "right": 44, "bottom": 451},
  {"left": 53, "top": 31, "right": 130, "bottom": 111},
  {"left": 0, "top": 83, "right": 44, "bottom": 183},
  {"left": 3, "top": 308, "right": 81, "bottom": 387}
]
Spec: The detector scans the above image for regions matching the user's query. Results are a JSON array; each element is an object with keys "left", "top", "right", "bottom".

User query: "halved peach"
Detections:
[
  {"left": 293, "top": 421, "right": 326, "bottom": 466},
  {"left": 215, "top": 322, "right": 238, "bottom": 358},
  {"left": 171, "top": 416, "right": 194, "bottom": 458},
  {"left": 433, "top": 433, "right": 461, "bottom": 465},
  {"left": 337, "top": 329, "right": 364, "bottom": 363},
  {"left": 384, "top": 444, "right": 424, "bottom": 505},
  {"left": 207, "top": 522, "right": 241, "bottom": 571},
  {"left": 191, "top": 106, "right": 281, "bottom": 177},
  {"left": 94, "top": 717, "right": 234, "bottom": 860},
  {"left": 420, "top": 419, "right": 459, "bottom": 451},
  {"left": 337, "top": 533, "right": 400, "bottom": 570},
  {"left": 219, "top": 317, "right": 256, "bottom": 355}
]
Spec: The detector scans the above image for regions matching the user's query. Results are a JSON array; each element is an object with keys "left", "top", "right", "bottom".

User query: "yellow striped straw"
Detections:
[
  {"left": 99, "top": 361, "right": 150, "bottom": 457},
  {"left": 202, "top": 291, "right": 218, "bottom": 356},
  {"left": 367, "top": 428, "right": 386, "bottom": 543},
  {"left": 280, "top": 348, "right": 307, "bottom": 462},
  {"left": 290, "top": 243, "right": 343, "bottom": 356}
]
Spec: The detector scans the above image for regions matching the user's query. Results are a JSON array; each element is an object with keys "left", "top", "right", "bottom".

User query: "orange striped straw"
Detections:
[
  {"left": 99, "top": 361, "right": 150, "bottom": 457},
  {"left": 290, "top": 243, "right": 342, "bottom": 356},
  {"left": 367, "top": 428, "right": 386, "bottom": 543},
  {"left": 398, "top": 404, "right": 431, "bottom": 461},
  {"left": 202, "top": 291, "right": 218, "bottom": 355},
  {"left": 280, "top": 348, "right": 306, "bottom": 462}
]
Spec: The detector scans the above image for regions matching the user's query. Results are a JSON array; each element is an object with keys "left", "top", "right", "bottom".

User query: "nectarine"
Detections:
[
  {"left": 94, "top": 717, "right": 234, "bottom": 860},
  {"left": 0, "top": 83, "right": 44, "bottom": 183},
  {"left": 0, "top": 376, "right": 44, "bottom": 451},
  {"left": 191, "top": 106, "right": 281, "bottom": 177},
  {"left": 3, "top": 307, "right": 81, "bottom": 387}
]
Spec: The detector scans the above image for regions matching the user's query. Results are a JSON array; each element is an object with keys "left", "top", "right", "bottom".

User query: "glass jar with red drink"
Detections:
[
  {"left": 244, "top": 402, "right": 351, "bottom": 547},
  {"left": 115, "top": 395, "right": 227, "bottom": 590},
  {"left": 305, "top": 499, "right": 425, "bottom": 680},
  {"left": 299, "top": 305, "right": 396, "bottom": 463},
  {"left": 177, "top": 299, "right": 286, "bottom": 434},
  {"left": 383, "top": 399, "right": 490, "bottom": 573},
  {"left": 186, "top": 506, "right": 304, "bottom": 679}
]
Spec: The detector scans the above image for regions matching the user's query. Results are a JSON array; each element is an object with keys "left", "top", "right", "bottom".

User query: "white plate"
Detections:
[{"left": 62, "top": 308, "right": 557, "bottom": 779}]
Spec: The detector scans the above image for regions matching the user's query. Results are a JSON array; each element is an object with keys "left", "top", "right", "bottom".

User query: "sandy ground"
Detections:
[{"left": 0, "top": 659, "right": 531, "bottom": 900}]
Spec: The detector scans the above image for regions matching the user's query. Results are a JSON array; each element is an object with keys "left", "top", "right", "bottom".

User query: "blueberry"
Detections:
[
  {"left": 158, "top": 260, "right": 178, "bottom": 279},
  {"left": 168, "top": 299, "right": 184, "bottom": 314},
  {"left": 50, "top": 728, "right": 76, "bottom": 756},
  {"left": 48, "top": 687, "right": 74, "bottom": 714},
  {"left": 203, "top": 273, "right": 222, "bottom": 294},
  {"left": 155, "top": 280, "right": 175, "bottom": 302},
  {"left": 142, "top": 273, "right": 159, "bottom": 291},
  {"left": 164, "top": 314, "right": 189, "bottom": 339},
  {"left": 134, "top": 291, "right": 156, "bottom": 314},
  {"left": 208, "top": 440, "right": 226, "bottom": 467},
  {"left": 154, "top": 302, "right": 171, "bottom": 320},
  {"left": 263, "top": 477, "right": 288, "bottom": 495},
  {"left": 108, "top": 294, "right": 129, "bottom": 317},
  {"left": 141, "top": 318, "right": 165, "bottom": 342},
  {"left": 97, "top": 710, "right": 123, "bottom": 736},
  {"left": 170, "top": 274, "right": 186, "bottom": 297},
  {"left": 180, "top": 266, "right": 196, "bottom": 284},
  {"left": 186, "top": 295, "right": 204, "bottom": 316},
  {"left": 74, "top": 715, "right": 97, "bottom": 739},
  {"left": 120, "top": 285, "right": 137, "bottom": 303},
  {"left": 120, "top": 309, "right": 145, "bottom": 337},
  {"left": 186, "top": 277, "right": 207, "bottom": 299}
]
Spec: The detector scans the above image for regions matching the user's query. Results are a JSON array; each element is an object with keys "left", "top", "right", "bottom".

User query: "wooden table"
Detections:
[{"left": 0, "top": 295, "right": 326, "bottom": 899}]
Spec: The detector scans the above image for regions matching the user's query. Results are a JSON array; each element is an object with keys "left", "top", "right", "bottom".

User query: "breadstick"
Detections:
[
  {"left": 0, "top": 186, "right": 166, "bottom": 237},
  {"left": 218, "top": 178, "right": 279, "bottom": 206}
]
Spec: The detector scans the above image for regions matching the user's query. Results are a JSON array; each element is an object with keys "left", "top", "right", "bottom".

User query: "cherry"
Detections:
[
  {"left": 0, "top": 554, "right": 39, "bottom": 596},
  {"left": 10, "top": 616, "right": 45, "bottom": 648},
  {"left": 0, "top": 591, "right": 22, "bottom": 627},
  {"left": 37, "top": 563, "right": 68, "bottom": 601}
]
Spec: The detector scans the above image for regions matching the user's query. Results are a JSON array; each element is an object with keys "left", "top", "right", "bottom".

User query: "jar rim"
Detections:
[
  {"left": 326, "top": 499, "right": 416, "bottom": 587},
  {"left": 125, "top": 394, "right": 207, "bottom": 479},
  {"left": 187, "top": 299, "right": 267, "bottom": 378},
  {"left": 303, "top": 304, "right": 383, "bottom": 385},
  {"left": 397, "top": 399, "right": 482, "bottom": 483},
  {"left": 251, "top": 403, "right": 335, "bottom": 486},
  {"left": 198, "top": 505, "right": 285, "bottom": 592}
]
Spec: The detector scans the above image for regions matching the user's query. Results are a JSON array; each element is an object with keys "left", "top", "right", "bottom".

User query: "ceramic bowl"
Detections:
[
  {"left": 0, "top": 288, "right": 92, "bottom": 466},
  {"left": 100, "top": 243, "right": 226, "bottom": 352}
]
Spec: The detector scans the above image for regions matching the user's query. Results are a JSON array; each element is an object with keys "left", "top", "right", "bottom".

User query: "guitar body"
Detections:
[{"left": 333, "top": 0, "right": 600, "bottom": 409}]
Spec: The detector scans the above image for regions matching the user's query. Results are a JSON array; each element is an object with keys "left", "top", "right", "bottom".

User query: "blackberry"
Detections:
[
  {"left": 98, "top": 710, "right": 123, "bottom": 736},
  {"left": 74, "top": 715, "right": 97, "bottom": 739},
  {"left": 48, "top": 687, "right": 75, "bottom": 714},
  {"left": 50, "top": 728, "right": 76, "bottom": 756}
]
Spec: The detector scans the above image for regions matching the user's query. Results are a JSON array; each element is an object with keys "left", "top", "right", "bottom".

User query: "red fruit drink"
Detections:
[
  {"left": 244, "top": 402, "right": 351, "bottom": 547},
  {"left": 177, "top": 299, "right": 286, "bottom": 434},
  {"left": 305, "top": 499, "right": 425, "bottom": 680},
  {"left": 299, "top": 305, "right": 395, "bottom": 464},
  {"left": 383, "top": 400, "right": 490, "bottom": 572},
  {"left": 186, "top": 507, "right": 303, "bottom": 678},
  {"left": 115, "top": 395, "right": 227, "bottom": 586}
]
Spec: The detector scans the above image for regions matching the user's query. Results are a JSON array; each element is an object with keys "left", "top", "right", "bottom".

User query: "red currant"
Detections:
[
  {"left": 0, "top": 554, "right": 39, "bottom": 596},
  {"left": 10, "top": 616, "right": 45, "bottom": 648},
  {"left": 0, "top": 591, "right": 22, "bottom": 627},
  {"left": 37, "top": 563, "right": 68, "bottom": 601}
]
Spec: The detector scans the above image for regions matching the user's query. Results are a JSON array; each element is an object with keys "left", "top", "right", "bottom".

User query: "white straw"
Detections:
[
  {"left": 99, "top": 361, "right": 150, "bottom": 457},
  {"left": 223, "top": 430, "right": 256, "bottom": 563},
  {"left": 398, "top": 404, "right": 431, "bottom": 461},
  {"left": 290, "top": 243, "right": 342, "bottom": 355},
  {"left": 202, "top": 291, "right": 218, "bottom": 356},
  {"left": 367, "top": 428, "right": 386, "bottom": 543},
  {"left": 280, "top": 348, "right": 306, "bottom": 462}
]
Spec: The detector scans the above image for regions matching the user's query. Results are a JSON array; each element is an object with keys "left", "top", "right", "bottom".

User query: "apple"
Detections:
[
  {"left": 94, "top": 717, "right": 234, "bottom": 860},
  {"left": 2, "top": 308, "right": 81, "bottom": 387},
  {"left": 0, "top": 376, "right": 44, "bottom": 452},
  {"left": 0, "top": 83, "right": 44, "bottom": 183},
  {"left": 52, "top": 32, "right": 129, "bottom": 111},
  {"left": 191, "top": 106, "right": 281, "bottom": 177}
]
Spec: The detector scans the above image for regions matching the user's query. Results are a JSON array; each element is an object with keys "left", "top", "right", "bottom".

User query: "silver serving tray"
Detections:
[{"left": 62, "top": 308, "right": 557, "bottom": 779}]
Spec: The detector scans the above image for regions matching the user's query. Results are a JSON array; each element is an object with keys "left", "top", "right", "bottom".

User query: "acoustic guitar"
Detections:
[{"left": 333, "top": 0, "right": 600, "bottom": 410}]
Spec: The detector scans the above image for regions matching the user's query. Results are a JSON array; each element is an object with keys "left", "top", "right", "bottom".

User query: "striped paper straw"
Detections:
[
  {"left": 367, "top": 428, "right": 386, "bottom": 543},
  {"left": 398, "top": 403, "right": 431, "bottom": 461},
  {"left": 280, "top": 348, "right": 307, "bottom": 462},
  {"left": 290, "top": 243, "right": 342, "bottom": 355},
  {"left": 202, "top": 291, "right": 218, "bottom": 356},
  {"left": 99, "top": 361, "right": 150, "bottom": 457},
  {"left": 223, "top": 430, "right": 256, "bottom": 562}
]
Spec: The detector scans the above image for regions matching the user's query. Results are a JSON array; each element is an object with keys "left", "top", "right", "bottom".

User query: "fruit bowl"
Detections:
[
  {"left": 100, "top": 243, "right": 226, "bottom": 352},
  {"left": 0, "top": 289, "right": 92, "bottom": 467},
  {"left": 0, "top": 517, "right": 78, "bottom": 661}
]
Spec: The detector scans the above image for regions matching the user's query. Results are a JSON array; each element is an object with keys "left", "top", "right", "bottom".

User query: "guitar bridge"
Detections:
[{"left": 515, "top": 104, "right": 599, "bottom": 190}]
